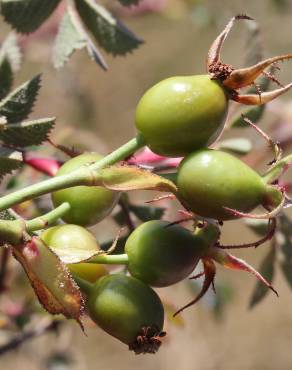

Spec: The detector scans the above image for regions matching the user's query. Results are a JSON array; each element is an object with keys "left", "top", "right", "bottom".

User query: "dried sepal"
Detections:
[
  {"left": 210, "top": 247, "right": 278, "bottom": 296},
  {"left": 208, "top": 15, "right": 292, "bottom": 105},
  {"left": 13, "top": 237, "right": 84, "bottom": 328},
  {"left": 220, "top": 218, "right": 276, "bottom": 250},
  {"left": 173, "top": 258, "right": 216, "bottom": 317}
]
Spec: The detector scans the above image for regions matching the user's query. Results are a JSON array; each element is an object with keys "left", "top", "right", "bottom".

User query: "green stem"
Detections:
[
  {"left": 88, "top": 253, "right": 129, "bottom": 265},
  {"left": 0, "top": 135, "right": 145, "bottom": 212},
  {"left": 262, "top": 154, "right": 292, "bottom": 184},
  {"left": 26, "top": 203, "right": 71, "bottom": 232},
  {"left": 72, "top": 274, "right": 93, "bottom": 295}
]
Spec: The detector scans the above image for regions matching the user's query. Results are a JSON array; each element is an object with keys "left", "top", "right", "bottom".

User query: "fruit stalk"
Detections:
[
  {"left": 262, "top": 154, "right": 292, "bottom": 184},
  {"left": 0, "top": 135, "right": 145, "bottom": 212},
  {"left": 88, "top": 254, "right": 129, "bottom": 265}
]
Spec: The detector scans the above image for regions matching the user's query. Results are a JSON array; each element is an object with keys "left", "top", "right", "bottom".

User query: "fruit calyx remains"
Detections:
[
  {"left": 207, "top": 15, "right": 292, "bottom": 105},
  {"left": 173, "top": 221, "right": 278, "bottom": 316},
  {"left": 129, "top": 326, "right": 166, "bottom": 355}
]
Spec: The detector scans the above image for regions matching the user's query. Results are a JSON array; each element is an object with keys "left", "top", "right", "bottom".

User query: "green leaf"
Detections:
[
  {"left": 53, "top": 11, "right": 87, "bottom": 69},
  {"left": 98, "top": 165, "right": 178, "bottom": 193},
  {"left": 74, "top": 0, "right": 143, "bottom": 55},
  {"left": 0, "top": 33, "right": 22, "bottom": 100},
  {"left": 0, "top": 58, "right": 13, "bottom": 100},
  {"left": 0, "top": 209, "right": 17, "bottom": 221},
  {"left": 0, "top": 147, "right": 22, "bottom": 180},
  {"left": 0, "top": 74, "right": 41, "bottom": 123},
  {"left": 130, "top": 204, "right": 165, "bottom": 222},
  {"left": 217, "top": 138, "right": 252, "bottom": 155},
  {"left": 13, "top": 237, "right": 84, "bottom": 326},
  {"left": 0, "top": 117, "right": 55, "bottom": 147},
  {"left": 53, "top": 9, "right": 107, "bottom": 70},
  {"left": 118, "top": 0, "right": 141, "bottom": 5},
  {"left": 249, "top": 246, "right": 276, "bottom": 308},
  {"left": 1, "top": 0, "right": 62, "bottom": 34}
]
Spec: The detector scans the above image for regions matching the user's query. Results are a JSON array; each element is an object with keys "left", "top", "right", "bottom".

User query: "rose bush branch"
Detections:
[{"left": 0, "top": 135, "right": 146, "bottom": 212}]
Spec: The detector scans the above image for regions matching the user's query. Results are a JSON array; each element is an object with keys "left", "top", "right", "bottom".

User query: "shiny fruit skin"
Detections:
[
  {"left": 135, "top": 74, "right": 228, "bottom": 157},
  {"left": 125, "top": 220, "right": 206, "bottom": 287},
  {"left": 177, "top": 149, "right": 267, "bottom": 220},
  {"left": 87, "top": 274, "right": 164, "bottom": 346},
  {"left": 51, "top": 153, "right": 120, "bottom": 226},
  {"left": 68, "top": 263, "right": 108, "bottom": 283},
  {"left": 41, "top": 225, "right": 106, "bottom": 282},
  {"left": 41, "top": 224, "right": 99, "bottom": 254}
]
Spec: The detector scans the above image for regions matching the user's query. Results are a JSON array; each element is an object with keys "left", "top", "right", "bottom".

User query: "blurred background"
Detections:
[{"left": 1, "top": 0, "right": 292, "bottom": 369}]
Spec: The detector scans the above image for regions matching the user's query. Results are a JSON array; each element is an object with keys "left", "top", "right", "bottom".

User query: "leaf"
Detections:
[
  {"left": 249, "top": 246, "right": 276, "bottom": 308},
  {"left": 53, "top": 9, "right": 107, "bottom": 70},
  {"left": 0, "top": 117, "right": 55, "bottom": 147},
  {"left": 0, "top": 75, "right": 41, "bottom": 123},
  {"left": 98, "top": 165, "right": 177, "bottom": 193},
  {"left": 0, "top": 32, "right": 22, "bottom": 72},
  {"left": 118, "top": 0, "right": 142, "bottom": 5},
  {"left": 1, "top": 0, "right": 62, "bottom": 34},
  {"left": 53, "top": 11, "right": 87, "bottom": 69},
  {"left": 217, "top": 138, "right": 252, "bottom": 155},
  {"left": 74, "top": 0, "right": 143, "bottom": 55},
  {"left": 0, "top": 58, "right": 13, "bottom": 100},
  {"left": 0, "top": 147, "right": 23, "bottom": 180},
  {"left": 13, "top": 237, "right": 84, "bottom": 325},
  {"left": 130, "top": 204, "right": 165, "bottom": 222},
  {"left": 0, "top": 209, "right": 17, "bottom": 221}
]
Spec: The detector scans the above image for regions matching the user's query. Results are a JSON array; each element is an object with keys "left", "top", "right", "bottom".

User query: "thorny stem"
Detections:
[
  {"left": 26, "top": 203, "right": 71, "bottom": 232},
  {"left": 88, "top": 254, "right": 129, "bottom": 265},
  {"left": 0, "top": 135, "right": 145, "bottom": 212}
]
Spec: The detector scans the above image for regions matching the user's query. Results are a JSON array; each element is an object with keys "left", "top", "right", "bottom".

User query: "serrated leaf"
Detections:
[
  {"left": 0, "top": 117, "right": 55, "bottom": 147},
  {"left": 0, "top": 209, "right": 17, "bottom": 221},
  {"left": 74, "top": 0, "right": 143, "bottom": 55},
  {"left": 118, "top": 0, "right": 141, "bottom": 5},
  {"left": 0, "top": 147, "right": 22, "bottom": 180},
  {"left": 0, "top": 32, "right": 22, "bottom": 72},
  {"left": 130, "top": 204, "right": 165, "bottom": 222},
  {"left": 13, "top": 237, "right": 84, "bottom": 325},
  {"left": 0, "top": 58, "right": 13, "bottom": 100},
  {"left": 1, "top": 0, "right": 62, "bottom": 34},
  {"left": 97, "top": 165, "right": 177, "bottom": 193},
  {"left": 217, "top": 138, "right": 252, "bottom": 155},
  {"left": 0, "top": 74, "right": 41, "bottom": 123},
  {"left": 53, "top": 11, "right": 87, "bottom": 69},
  {"left": 53, "top": 9, "right": 107, "bottom": 70},
  {"left": 249, "top": 246, "right": 276, "bottom": 308}
]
